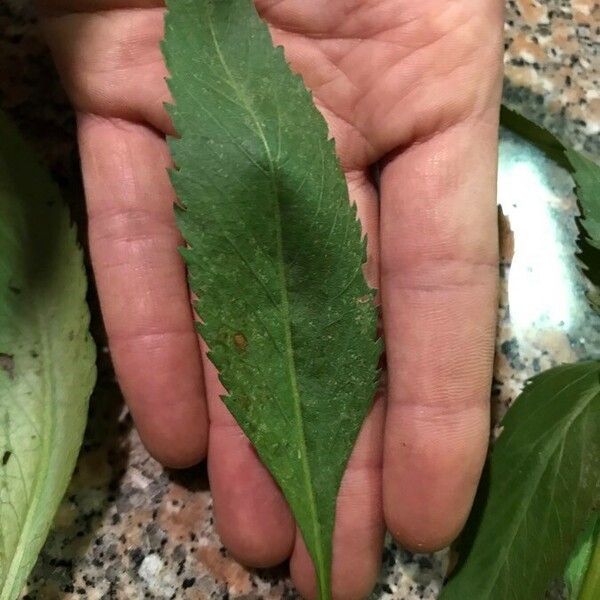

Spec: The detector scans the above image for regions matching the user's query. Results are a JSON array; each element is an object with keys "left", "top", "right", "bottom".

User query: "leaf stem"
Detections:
[{"left": 579, "top": 532, "right": 600, "bottom": 600}]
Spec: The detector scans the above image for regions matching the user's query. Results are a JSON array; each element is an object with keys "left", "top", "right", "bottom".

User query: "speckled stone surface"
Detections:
[
  {"left": 0, "top": 1, "right": 599, "bottom": 599},
  {"left": 503, "top": 0, "right": 600, "bottom": 155}
]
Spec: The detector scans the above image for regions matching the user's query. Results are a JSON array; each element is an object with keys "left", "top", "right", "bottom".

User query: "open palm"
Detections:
[{"left": 40, "top": 0, "right": 503, "bottom": 597}]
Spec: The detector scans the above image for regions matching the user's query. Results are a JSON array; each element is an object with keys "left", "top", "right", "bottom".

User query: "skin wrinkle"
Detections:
[
  {"left": 44, "top": 9, "right": 166, "bottom": 73},
  {"left": 270, "top": 7, "right": 499, "bottom": 164},
  {"left": 88, "top": 206, "right": 178, "bottom": 237},
  {"left": 258, "top": 0, "right": 432, "bottom": 41},
  {"left": 43, "top": 14, "right": 171, "bottom": 131}
]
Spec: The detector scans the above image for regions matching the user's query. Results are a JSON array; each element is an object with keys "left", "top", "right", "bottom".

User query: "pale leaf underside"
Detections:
[{"left": 0, "top": 112, "right": 96, "bottom": 600}]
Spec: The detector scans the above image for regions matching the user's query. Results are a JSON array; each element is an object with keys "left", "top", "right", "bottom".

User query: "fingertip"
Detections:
[
  {"left": 208, "top": 421, "right": 295, "bottom": 569},
  {"left": 385, "top": 506, "right": 465, "bottom": 554},
  {"left": 383, "top": 404, "right": 488, "bottom": 553},
  {"left": 289, "top": 542, "right": 317, "bottom": 600},
  {"left": 143, "top": 422, "right": 208, "bottom": 469},
  {"left": 111, "top": 330, "right": 209, "bottom": 471},
  {"left": 219, "top": 525, "right": 293, "bottom": 569}
]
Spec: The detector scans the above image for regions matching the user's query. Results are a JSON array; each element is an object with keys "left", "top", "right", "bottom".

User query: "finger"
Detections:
[
  {"left": 78, "top": 114, "right": 208, "bottom": 467},
  {"left": 40, "top": 6, "right": 172, "bottom": 135},
  {"left": 381, "top": 108, "right": 500, "bottom": 551},
  {"left": 290, "top": 397, "right": 385, "bottom": 600},
  {"left": 204, "top": 349, "right": 296, "bottom": 567}
]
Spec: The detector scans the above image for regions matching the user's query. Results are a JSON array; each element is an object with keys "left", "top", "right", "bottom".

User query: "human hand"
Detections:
[{"left": 39, "top": 1, "right": 503, "bottom": 597}]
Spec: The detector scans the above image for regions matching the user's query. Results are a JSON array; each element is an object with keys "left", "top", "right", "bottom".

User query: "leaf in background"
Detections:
[
  {"left": 578, "top": 527, "right": 600, "bottom": 600},
  {"left": 565, "top": 149, "right": 600, "bottom": 309},
  {"left": 500, "top": 106, "right": 600, "bottom": 309},
  {"left": 441, "top": 362, "right": 600, "bottom": 600},
  {"left": 565, "top": 515, "right": 599, "bottom": 599},
  {"left": 0, "top": 112, "right": 96, "bottom": 600},
  {"left": 162, "top": 1, "right": 380, "bottom": 597}
]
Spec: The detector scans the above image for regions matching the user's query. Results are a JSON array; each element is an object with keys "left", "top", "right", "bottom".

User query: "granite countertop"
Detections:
[{"left": 1, "top": 1, "right": 599, "bottom": 599}]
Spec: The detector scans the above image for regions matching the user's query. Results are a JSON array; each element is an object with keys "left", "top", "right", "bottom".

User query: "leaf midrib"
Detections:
[
  {"left": 482, "top": 371, "right": 600, "bottom": 598},
  {"left": 205, "top": 13, "right": 327, "bottom": 596},
  {"left": 1, "top": 308, "right": 55, "bottom": 600}
]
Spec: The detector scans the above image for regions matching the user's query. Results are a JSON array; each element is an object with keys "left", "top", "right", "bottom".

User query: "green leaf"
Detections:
[
  {"left": 500, "top": 106, "right": 600, "bottom": 309},
  {"left": 565, "top": 515, "right": 600, "bottom": 599},
  {"left": 500, "top": 106, "right": 572, "bottom": 169},
  {"left": 162, "top": 1, "right": 379, "bottom": 597},
  {"left": 0, "top": 112, "right": 96, "bottom": 600},
  {"left": 441, "top": 362, "right": 600, "bottom": 600},
  {"left": 579, "top": 526, "right": 600, "bottom": 600}
]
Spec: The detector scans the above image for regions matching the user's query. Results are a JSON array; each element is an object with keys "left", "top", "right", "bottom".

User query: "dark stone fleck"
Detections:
[
  {"left": 50, "top": 558, "right": 73, "bottom": 569},
  {"left": 106, "top": 565, "right": 119, "bottom": 583},
  {"left": 129, "top": 546, "right": 145, "bottom": 569},
  {"left": 173, "top": 544, "right": 187, "bottom": 563},
  {"left": 501, "top": 338, "right": 518, "bottom": 360},
  {"left": 182, "top": 577, "right": 196, "bottom": 589}
]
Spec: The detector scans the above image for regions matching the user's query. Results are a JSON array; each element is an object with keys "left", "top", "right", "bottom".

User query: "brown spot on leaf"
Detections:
[
  {"left": 233, "top": 333, "right": 247, "bottom": 351},
  {"left": 0, "top": 353, "right": 15, "bottom": 379}
]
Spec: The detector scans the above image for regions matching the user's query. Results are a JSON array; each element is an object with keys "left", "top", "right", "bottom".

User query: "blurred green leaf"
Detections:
[
  {"left": 565, "top": 515, "right": 599, "bottom": 599},
  {"left": 441, "top": 363, "right": 600, "bottom": 600}
]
